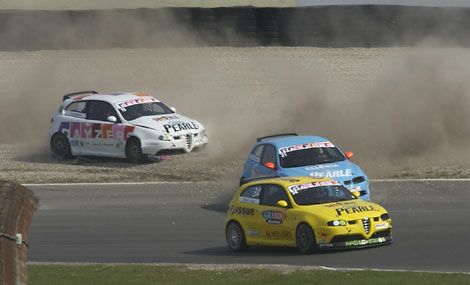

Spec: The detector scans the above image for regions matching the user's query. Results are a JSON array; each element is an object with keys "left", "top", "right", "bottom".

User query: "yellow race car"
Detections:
[{"left": 225, "top": 176, "right": 392, "bottom": 253}]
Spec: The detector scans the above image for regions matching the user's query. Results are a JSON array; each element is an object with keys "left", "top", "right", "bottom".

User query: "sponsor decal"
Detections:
[
  {"left": 239, "top": 197, "right": 260, "bottom": 205},
  {"left": 246, "top": 229, "right": 259, "bottom": 236},
  {"left": 59, "top": 122, "right": 135, "bottom": 141},
  {"left": 279, "top": 141, "right": 335, "bottom": 157},
  {"left": 153, "top": 115, "right": 179, "bottom": 122},
  {"left": 345, "top": 237, "right": 387, "bottom": 247},
  {"left": 305, "top": 164, "right": 339, "bottom": 170},
  {"left": 230, "top": 206, "right": 255, "bottom": 216},
  {"left": 335, "top": 205, "right": 376, "bottom": 216},
  {"left": 262, "top": 210, "right": 286, "bottom": 224},
  {"left": 163, "top": 121, "right": 199, "bottom": 133},
  {"left": 288, "top": 180, "right": 341, "bottom": 195},
  {"left": 116, "top": 97, "right": 159, "bottom": 109},
  {"left": 265, "top": 230, "right": 293, "bottom": 240},
  {"left": 310, "top": 169, "right": 352, "bottom": 178}
]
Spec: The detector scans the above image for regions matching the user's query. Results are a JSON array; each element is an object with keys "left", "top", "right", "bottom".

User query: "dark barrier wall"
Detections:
[{"left": 2, "top": 5, "right": 470, "bottom": 50}]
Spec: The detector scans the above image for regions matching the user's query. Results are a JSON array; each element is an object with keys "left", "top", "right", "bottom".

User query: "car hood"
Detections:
[
  {"left": 300, "top": 199, "right": 386, "bottom": 220},
  {"left": 128, "top": 114, "right": 203, "bottom": 134},
  {"left": 281, "top": 160, "right": 366, "bottom": 183}
]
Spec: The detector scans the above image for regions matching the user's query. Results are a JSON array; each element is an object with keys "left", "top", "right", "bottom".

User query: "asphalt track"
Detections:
[{"left": 27, "top": 180, "right": 470, "bottom": 272}]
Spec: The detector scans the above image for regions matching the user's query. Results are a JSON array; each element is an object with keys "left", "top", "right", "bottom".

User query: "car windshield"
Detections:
[
  {"left": 119, "top": 102, "right": 174, "bottom": 121},
  {"left": 279, "top": 147, "right": 345, "bottom": 168},
  {"left": 290, "top": 185, "right": 355, "bottom": 205}
]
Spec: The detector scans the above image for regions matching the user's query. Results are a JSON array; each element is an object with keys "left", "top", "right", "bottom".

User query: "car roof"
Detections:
[
  {"left": 241, "top": 176, "right": 333, "bottom": 190},
  {"left": 64, "top": 92, "right": 158, "bottom": 105},
  {"left": 256, "top": 135, "right": 333, "bottom": 148}
]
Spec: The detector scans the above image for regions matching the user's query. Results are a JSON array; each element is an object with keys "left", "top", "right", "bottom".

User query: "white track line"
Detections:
[
  {"left": 26, "top": 262, "right": 470, "bottom": 275},
  {"left": 23, "top": 181, "right": 196, "bottom": 187},
  {"left": 23, "top": 178, "right": 470, "bottom": 187}
]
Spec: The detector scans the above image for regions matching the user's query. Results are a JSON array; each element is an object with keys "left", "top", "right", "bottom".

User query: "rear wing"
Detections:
[
  {"left": 256, "top": 133, "right": 298, "bottom": 142},
  {"left": 63, "top": 90, "right": 98, "bottom": 101}
]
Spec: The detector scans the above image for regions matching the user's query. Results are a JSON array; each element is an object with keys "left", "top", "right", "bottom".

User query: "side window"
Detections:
[
  {"left": 260, "top": 184, "right": 289, "bottom": 207},
  {"left": 239, "top": 185, "right": 262, "bottom": 204},
  {"left": 249, "top": 145, "right": 265, "bottom": 163},
  {"left": 87, "top": 101, "right": 120, "bottom": 122},
  {"left": 261, "top": 145, "right": 276, "bottom": 164},
  {"left": 64, "top": 101, "right": 87, "bottom": 119}
]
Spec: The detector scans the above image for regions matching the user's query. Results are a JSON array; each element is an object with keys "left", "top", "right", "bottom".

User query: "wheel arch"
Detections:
[{"left": 225, "top": 219, "right": 244, "bottom": 232}]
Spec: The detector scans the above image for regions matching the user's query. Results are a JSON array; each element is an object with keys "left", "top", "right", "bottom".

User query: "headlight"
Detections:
[
  {"left": 380, "top": 213, "right": 391, "bottom": 221},
  {"left": 327, "top": 220, "right": 347, "bottom": 226},
  {"left": 352, "top": 176, "right": 366, "bottom": 184},
  {"left": 159, "top": 133, "right": 172, "bottom": 141}
]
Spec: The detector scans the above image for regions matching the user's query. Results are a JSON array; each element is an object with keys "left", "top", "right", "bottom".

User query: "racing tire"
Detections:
[
  {"left": 50, "top": 133, "right": 73, "bottom": 160},
  {"left": 226, "top": 221, "right": 248, "bottom": 252},
  {"left": 296, "top": 223, "right": 318, "bottom": 254},
  {"left": 125, "top": 137, "right": 148, "bottom": 163}
]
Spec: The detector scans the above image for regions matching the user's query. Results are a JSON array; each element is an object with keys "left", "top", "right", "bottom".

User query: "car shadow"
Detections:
[{"left": 183, "top": 245, "right": 350, "bottom": 257}]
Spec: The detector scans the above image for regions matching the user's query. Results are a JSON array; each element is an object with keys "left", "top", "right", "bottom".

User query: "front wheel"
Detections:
[
  {"left": 226, "top": 221, "right": 247, "bottom": 252},
  {"left": 51, "top": 133, "right": 73, "bottom": 160},
  {"left": 125, "top": 137, "right": 148, "bottom": 163},
  {"left": 296, "top": 223, "right": 318, "bottom": 254}
]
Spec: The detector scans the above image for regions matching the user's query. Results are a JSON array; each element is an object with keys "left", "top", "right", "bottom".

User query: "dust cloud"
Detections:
[{"left": 1, "top": 11, "right": 470, "bottom": 177}]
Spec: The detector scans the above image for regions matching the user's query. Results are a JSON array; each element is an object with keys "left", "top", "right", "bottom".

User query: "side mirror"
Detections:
[
  {"left": 276, "top": 200, "right": 288, "bottom": 208},
  {"left": 170, "top": 107, "right": 176, "bottom": 113},
  {"left": 345, "top": 151, "right": 354, "bottom": 159},
  {"left": 352, "top": 191, "right": 361, "bottom": 198},
  {"left": 263, "top": 162, "right": 277, "bottom": 170},
  {"left": 107, "top": 116, "right": 117, "bottom": 123}
]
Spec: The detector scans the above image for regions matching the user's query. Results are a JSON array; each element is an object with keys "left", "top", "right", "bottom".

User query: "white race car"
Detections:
[{"left": 48, "top": 91, "right": 208, "bottom": 162}]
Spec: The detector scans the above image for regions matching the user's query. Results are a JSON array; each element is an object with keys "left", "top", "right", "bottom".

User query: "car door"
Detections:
[
  {"left": 236, "top": 185, "right": 263, "bottom": 244},
  {"left": 61, "top": 101, "right": 88, "bottom": 155},
  {"left": 254, "top": 144, "right": 278, "bottom": 177},
  {"left": 85, "top": 100, "right": 124, "bottom": 156},
  {"left": 256, "top": 184, "right": 295, "bottom": 245}
]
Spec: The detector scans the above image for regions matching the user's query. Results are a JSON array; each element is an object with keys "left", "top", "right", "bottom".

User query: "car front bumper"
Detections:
[
  {"left": 140, "top": 134, "right": 208, "bottom": 155},
  {"left": 315, "top": 221, "right": 392, "bottom": 249},
  {"left": 318, "top": 235, "right": 392, "bottom": 249}
]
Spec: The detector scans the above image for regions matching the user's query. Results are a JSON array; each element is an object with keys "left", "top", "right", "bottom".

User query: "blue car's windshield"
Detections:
[
  {"left": 289, "top": 184, "right": 355, "bottom": 205},
  {"left": 279, "top": 147, "right": 345, "bottom": 168}
]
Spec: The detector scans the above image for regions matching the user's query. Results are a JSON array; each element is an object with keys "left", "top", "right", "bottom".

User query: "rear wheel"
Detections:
[
  {"left": 296, "top": 223, "right": 318, "bottom": 254},
  {"left": 226, "top": 221, "right": 247, "bottom": 252},
  {"left": 51, "top": 133, "right": 73, "bottom": 160},
  {"left": 125, "top": 137, "right": 148, "bottom": 163}
]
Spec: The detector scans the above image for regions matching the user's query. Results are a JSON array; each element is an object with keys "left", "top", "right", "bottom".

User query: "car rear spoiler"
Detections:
[
  {"left": 256, "top": 133, "right": 298, "bottom": 142},
  {"left": 63, "top": 90, "right": 98, "bottom": 101}
]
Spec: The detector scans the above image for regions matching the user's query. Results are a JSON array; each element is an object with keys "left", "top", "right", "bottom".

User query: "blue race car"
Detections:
[{"left": 240, "top": 133, "right": 370, "bottom": 200}]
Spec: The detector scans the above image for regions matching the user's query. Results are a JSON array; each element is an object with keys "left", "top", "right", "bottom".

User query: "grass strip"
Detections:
[{"left": 28, "top": 264, "right": 470, "bottom": 285}]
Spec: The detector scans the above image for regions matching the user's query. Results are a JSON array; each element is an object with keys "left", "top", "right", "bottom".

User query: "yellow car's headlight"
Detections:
[
  {"left": 327, "top": 220, "right": 347, "bottom": 226},
  {"left": 380, "top": 213, "right": 391, "bottom": 221}
]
